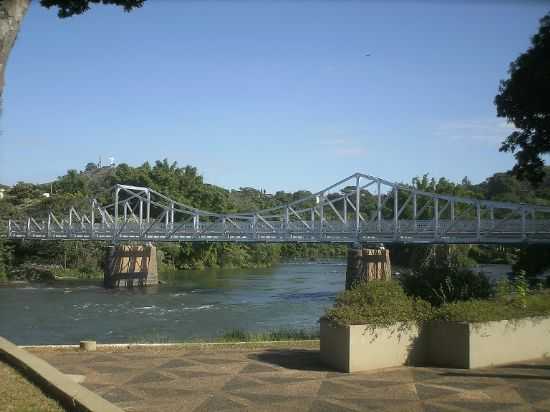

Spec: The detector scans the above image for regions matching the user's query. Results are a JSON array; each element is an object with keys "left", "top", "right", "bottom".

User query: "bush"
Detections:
[
  {"left": 467, "top": 245, "right": 516, "bottom": 264},
  {"left": 400, "top": 268, "right": 492, "bottom": 307},
  {"left": 434, "top": 291, "right": 550, "bottom": 323},
  {"left": 324, "top": 280, "right": 432, "bottom": 327},
  {"left": 0, "top": 239, "right": 14, "bottom": 280},
  {"left": 400, "top": 245, "right": 492, "bottom": 306},
  {"left": 512, "top": 245, "right": 550, "bottom": 279}
]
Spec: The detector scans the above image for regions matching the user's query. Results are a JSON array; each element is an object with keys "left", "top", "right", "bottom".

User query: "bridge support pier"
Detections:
[
  {"left": 104, "top": 243, "right": 159, "bottom": 288},
  {"left": 345, "top": 245, "right": 392, "bottom": 289}
]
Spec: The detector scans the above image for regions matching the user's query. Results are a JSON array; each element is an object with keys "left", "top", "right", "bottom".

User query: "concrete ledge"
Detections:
[
  {"left": 428, "top": 317, "right": 550, "bottom": 369},
  {"left": 22, "top": 339, "right": 320, "bottom": 351},
  {"left": 320, "top": 316, "right": 550, "bottom": 372},
  {"left": 0, "top": 336, "right": 123, "bottom": 412},
  {"left": 320, "top": 318, "right": 425, "bottom": 372}
]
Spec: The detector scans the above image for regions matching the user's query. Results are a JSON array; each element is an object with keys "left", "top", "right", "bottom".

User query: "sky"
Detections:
[{"left": 1, "top": 0, "right": 549, "bottom": 193}]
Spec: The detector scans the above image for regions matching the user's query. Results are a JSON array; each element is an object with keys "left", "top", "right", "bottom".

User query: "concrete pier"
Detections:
[
  {"left": 345, "top": 246, "right": 391, "bottom": 289},
  {"left": 104, "top": 244, "right": 158, "bottom": 288}
]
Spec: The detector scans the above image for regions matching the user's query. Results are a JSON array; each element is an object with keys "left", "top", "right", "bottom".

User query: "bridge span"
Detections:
[{"left": 5, "top": 172, "right": 550, "bottom": 245}]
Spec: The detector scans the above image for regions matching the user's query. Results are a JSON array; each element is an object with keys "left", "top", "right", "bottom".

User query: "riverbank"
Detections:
[
  {"left": 1, "top": 263, "right": 103, "bottom": 283},
  {"left": 1, "top": 256, "right": 348, "bottom": 284}
]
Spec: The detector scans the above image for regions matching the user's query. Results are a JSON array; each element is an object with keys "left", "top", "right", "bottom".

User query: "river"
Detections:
[
  {"left": 0, "top": 261, "right": 517, "bottom": 345},
  {"left": 0, "top": 261, "right": 346, "bottom": 345}
]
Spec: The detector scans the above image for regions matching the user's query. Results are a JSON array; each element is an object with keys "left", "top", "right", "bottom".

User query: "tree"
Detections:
[
  {"left": 0, "top": 0, "right": 145, "bottom": 96},
  {"left": 495, "top": 13, "right": 550, "bottom": 185}
]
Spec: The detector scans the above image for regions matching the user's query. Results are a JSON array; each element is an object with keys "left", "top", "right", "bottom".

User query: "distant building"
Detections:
[{"left": 0, "top": 188, "right": 4, "bottom": 200}]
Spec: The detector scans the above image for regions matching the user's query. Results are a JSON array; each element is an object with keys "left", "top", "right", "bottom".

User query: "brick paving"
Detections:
[{"left": 31, "top": 344, "right": 550, "bottom": 412}]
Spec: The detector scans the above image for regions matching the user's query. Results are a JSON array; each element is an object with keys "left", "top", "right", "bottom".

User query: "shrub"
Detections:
[
  {"left": 400, "top": 245, "right": 492, "bottom": 306},
  {"left": 324, "top": 280, "right": 432, "bottom": 327},
  {"left": 400, "top": 268, "right": 493, "bottom": 307},
  {"left": 467, "top": 245, "right": 516, "bottom": 264},
  {"left": 434, "top": 291, "right": 550, "bottom": 323},
  {"left": 512, "top": 245, "right": 550, "bottom": 280}
]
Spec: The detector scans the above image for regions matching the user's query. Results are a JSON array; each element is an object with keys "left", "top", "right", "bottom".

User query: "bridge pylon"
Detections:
[
  {"left": 345, "top": 244, "right": 392, "bottom": 289},
  {"left": 103, "top": 243, "right": 159, "bottom": 288}
]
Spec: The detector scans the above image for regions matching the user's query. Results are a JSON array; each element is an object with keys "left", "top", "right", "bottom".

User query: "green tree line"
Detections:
[{"left": 2, "top": 160, "right": 550, "bottom": 281}]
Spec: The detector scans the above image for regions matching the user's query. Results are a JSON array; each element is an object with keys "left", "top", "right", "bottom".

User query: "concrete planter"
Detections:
[
  {"left": 319, "top": 318, "right": 426, "bottom": 372},
  {"left": 320, "top": 316, "right": 550, "bottom": 372},
  {"left": 428, "top": 317, "right": 550, "bottom": 369}
]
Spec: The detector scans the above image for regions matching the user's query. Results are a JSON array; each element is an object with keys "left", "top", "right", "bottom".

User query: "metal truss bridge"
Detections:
[{"left": 6, "top": 172, "right": 550, "bottom": 244}]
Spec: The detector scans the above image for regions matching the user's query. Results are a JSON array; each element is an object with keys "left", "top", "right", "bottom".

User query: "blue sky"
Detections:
[{"left": 1, "top": 1, "right": 548, "bottom": 193}]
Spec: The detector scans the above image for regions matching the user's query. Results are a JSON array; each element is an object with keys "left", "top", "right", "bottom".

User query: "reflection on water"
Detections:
[{"left": 0, "top": 261, "right": 346, "bottom": 345}]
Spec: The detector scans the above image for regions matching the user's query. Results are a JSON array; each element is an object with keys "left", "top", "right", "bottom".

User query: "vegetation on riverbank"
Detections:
[
  {"left": 4, "top": 159, "right": 550, "bottom": 280},
  {"left": 218, "top": 328, "right": 319, "bottom": 342},
  {"left": 126, "top": 328, "right": 320, "bottom": 344}
]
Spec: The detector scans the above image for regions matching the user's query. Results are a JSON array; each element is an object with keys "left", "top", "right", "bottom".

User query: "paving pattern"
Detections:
[{"left": 31, "top": 345, "right": 550, "bottom": 412}]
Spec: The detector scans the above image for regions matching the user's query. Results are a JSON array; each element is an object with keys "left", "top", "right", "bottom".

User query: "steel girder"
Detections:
[{"left": 6, "top": 173, "right": 550, "bottom": 244}]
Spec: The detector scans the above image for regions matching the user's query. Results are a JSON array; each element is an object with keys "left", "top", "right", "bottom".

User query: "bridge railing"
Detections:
[
  {"left": 6, "top": 172, "right": 550, "bottom": 244},
  {"left": 7, "top": 216, "right": 550, "bottom": 244}
]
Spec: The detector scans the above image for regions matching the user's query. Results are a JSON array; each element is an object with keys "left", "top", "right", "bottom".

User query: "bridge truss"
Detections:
[{"left": 6, "top": 173, "right": 550, "bottom": 244}]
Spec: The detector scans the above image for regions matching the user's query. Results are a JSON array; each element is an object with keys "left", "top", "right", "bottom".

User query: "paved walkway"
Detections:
[{"left": 31, "top": 344, "right": 550, "bottom": 412}]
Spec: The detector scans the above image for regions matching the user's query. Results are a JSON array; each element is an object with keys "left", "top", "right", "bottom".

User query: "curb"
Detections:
[
  {"left": 0, "top": 336, "right": 123, "bottom": 412},
  {"left": 22, "top": 339, "right": 321, "bottom": 351}
]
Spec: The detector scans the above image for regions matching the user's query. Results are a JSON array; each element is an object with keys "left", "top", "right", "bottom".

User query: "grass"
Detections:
[
  {"left": 0, "top": 361, "right": 65, "bottom": 412},
  {"left": 124, "top": 328, "right": 320, "bottom": 345},
  {"left": 217, "top": 328, "right": 319, "bottom": 342}
]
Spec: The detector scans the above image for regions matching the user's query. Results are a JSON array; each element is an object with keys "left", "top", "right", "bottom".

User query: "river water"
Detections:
[{"left": 0, "top": 261, "right": 346, "bottom": 345}]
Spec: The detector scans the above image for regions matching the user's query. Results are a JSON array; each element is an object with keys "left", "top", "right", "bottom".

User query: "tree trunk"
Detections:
[{"left": 0, "top": 0, "right": 30, "bottom": 97}]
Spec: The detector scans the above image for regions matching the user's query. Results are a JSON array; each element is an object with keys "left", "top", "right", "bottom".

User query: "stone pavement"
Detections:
[{"left": 31, "top": 344, "right": 550, "bottom": 412}]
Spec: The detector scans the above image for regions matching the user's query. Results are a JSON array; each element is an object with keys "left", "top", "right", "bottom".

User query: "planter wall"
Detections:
[
  {"left": 428, "top": 317, "right": 550, "bottom": 369},
  {"left": 320, "top": 316, "right": 550, "bottom": 372},
  {"left": 320, "top": 318, "right": 426, "bottom": 373}
]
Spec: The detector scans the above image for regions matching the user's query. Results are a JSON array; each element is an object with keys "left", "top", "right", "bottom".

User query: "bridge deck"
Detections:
[
  {"left": 6, "top": 173, "right": 550, "bottom": 244},
  {"left": 6, "top": 219, "right": 550, "bottom": 244}
]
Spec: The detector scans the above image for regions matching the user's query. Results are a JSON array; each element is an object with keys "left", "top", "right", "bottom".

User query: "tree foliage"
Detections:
[
  {"left": 0, "top": 160, "right": 347, "bottom": 277},
  {"left": 39, "top": 0, "right": 145, "bottom": 18},
  {"left": 496, "top": 13, "right": 550, "bottom": 185},
  {"left": 4, "top": 160, "right": 550, "bottom": 278}
]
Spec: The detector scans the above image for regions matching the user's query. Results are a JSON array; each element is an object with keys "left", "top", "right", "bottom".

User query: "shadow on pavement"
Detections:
[
  {"left": 441, "top": 371, "right": 550, "bottom": 381},
  {"left": 496, "top": 363, "right": 550, "bottom": 371},
  {"left": 250, "top": 349, "right": 336, "bottom": 372}
]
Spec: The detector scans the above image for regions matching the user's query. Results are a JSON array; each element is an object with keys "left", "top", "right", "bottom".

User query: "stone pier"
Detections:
[
  {"left": 345, "top": 246, "right": 391, "bottom": 289},
  {"left": 104, "top": 244, "right": 158, "bottom": 288}
]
